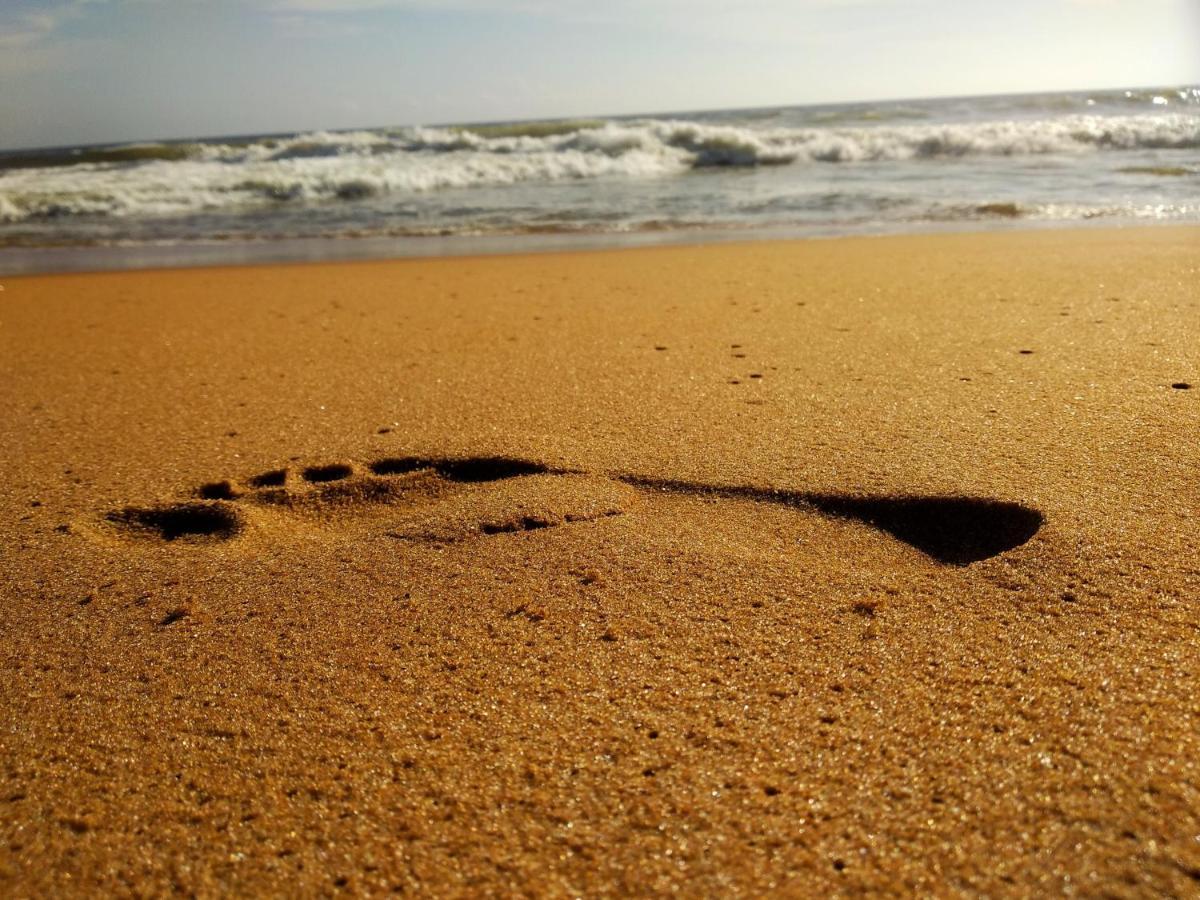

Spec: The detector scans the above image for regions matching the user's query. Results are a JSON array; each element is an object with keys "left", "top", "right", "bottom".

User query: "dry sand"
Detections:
[{"left": 1, "top": 226, "right": 1198, "bottom": 895}]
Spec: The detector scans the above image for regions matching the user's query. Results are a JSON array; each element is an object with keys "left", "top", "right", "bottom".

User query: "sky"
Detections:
[{"left": 0, "top": 0, "right": 1197, "bottom": 150}]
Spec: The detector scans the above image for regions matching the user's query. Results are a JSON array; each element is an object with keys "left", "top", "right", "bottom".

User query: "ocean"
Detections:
[{"left": 1, "top": 85, "right": 1197, "bottom": 272}]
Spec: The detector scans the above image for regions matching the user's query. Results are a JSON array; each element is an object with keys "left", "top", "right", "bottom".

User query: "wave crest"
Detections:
[{"left": 1, "top": 112, "right": 1197, "bottom": 223}]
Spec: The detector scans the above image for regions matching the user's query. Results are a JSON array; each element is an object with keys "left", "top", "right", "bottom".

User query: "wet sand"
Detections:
[{"left": 1, "top": 226, "right": 1198, "bottom": 894}]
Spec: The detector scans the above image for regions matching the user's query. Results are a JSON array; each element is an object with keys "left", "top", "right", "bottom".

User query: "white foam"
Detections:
[
  {"left": 0, "top": 147, "right": 686, "bottom": 222},
  {"left": 1, "top": 113, "right": 1196, "bottom": 223}
]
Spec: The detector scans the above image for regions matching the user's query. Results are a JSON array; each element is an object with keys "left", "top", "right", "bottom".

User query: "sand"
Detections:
[{"left": 1, "top": 225, "right": 1198, "bottom": 895}]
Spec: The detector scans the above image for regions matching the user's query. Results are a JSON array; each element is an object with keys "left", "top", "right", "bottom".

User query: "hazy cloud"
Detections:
[
  {"left": 267, "top": 0, "right": 882, "bottom": 13},
  {"left": 0, "top": 10, "right": 66, "bottom": 49},
  {"left": 0, "top": 0, "right": 110, "bottom": 49}
]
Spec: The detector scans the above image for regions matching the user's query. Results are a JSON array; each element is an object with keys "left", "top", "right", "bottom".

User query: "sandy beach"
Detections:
[{"left": 1, "top": 225, "right": 1198, "bottom": 894}]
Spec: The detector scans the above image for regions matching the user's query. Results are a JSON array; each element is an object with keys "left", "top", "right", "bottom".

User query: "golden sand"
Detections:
[{"left": 1, "top": 226, "right": 1198, "bottom": 894}]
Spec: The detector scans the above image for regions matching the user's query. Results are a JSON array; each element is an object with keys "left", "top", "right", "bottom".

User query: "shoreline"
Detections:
[{"left": 1, "top": 216, "right": 1193, "bottom": 277}]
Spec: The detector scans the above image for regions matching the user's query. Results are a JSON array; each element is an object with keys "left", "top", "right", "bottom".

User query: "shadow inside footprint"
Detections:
[
  {"left": 369, "top": 456, "right": 554, "bottom": 483},
  {"left": 480, "top": 515, "right": 555, "bottom": 535},
  {"left": 248, "top": 469, "right": 287, "bottom": 488},
  {"left": 302, "top": 463, "right": 354, "bottom": 483},
  {"left": 622, "top": 477, "right": 1042, "bottom": 565},
  {"left": 107, "top": 502, "right": 241, "bottom": 542},
  {"left": 198, "top": 480, "right": 239, "bottom": 500},
  {"left": 804, "top": 495, "right": 1044, "bottom": 566}
]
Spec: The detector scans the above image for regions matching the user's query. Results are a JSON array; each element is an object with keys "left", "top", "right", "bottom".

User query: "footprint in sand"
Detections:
[
  {"left": 100, "top": 454, "right": 1043, "bottom": 566},
  {"left": 104, "top": 456, "right": 632, "bottom": 547}
]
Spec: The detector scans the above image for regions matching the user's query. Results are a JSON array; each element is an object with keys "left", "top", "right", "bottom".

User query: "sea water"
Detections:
[{"left": 1, "top": 85, "right": 1196, "bottom": 270}]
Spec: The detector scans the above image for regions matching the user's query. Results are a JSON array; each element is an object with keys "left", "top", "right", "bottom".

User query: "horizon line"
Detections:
[{"left": 1, "top": 79, "right": 1196, "bottom": 155}]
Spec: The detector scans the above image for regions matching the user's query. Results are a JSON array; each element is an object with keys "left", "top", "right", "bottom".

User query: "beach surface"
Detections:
[{"left": 1, "top": 226, "right": 1198, "bottom": 895}]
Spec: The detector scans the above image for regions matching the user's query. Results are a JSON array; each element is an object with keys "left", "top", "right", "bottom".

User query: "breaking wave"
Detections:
[{"left": 1, "top": 111, "right": 1198, "bottom": 223}]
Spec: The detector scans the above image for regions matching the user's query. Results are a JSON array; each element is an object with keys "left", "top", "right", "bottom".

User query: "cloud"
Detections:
[
  {"left": 0, "top": 0, "right": 109, "bottom": 49},
  {"left": 267, "top": 0, "right": 878, "bottom": 12},
  {"left": 0, "top": 0, "right": 116, "bottom": 78},
  {"left": 260, "top": 0, "right": 893, "bottom": 46},
  {"left": 272, "top": 12, "right": 366, "bottom": 36},
  {"left": 254, "top": 0, "right": 899, "bottom": 57},
  {"left": 0, "top": 11, "right": 64, "bottom": 50},
  {"left": 269, "top": 0, "right": 564, "bottom": 10}
]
